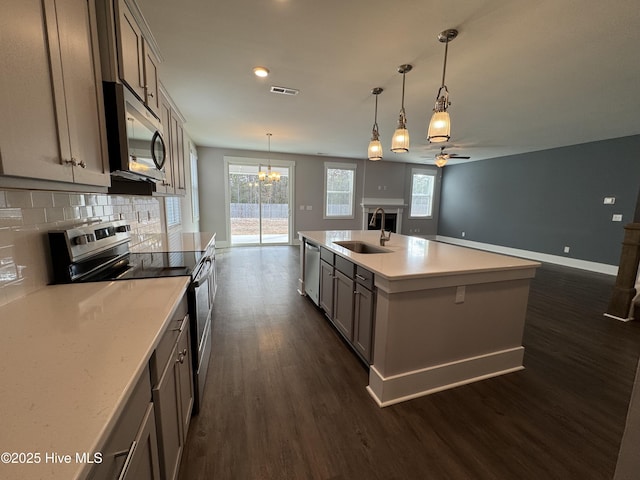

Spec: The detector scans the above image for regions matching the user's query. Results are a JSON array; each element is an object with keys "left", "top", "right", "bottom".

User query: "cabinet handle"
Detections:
[
  {"left": 182, "top": 348, "right": 187, "bottom": 356},
  {"left": 177, "top": 353, "right": 185, "bottom": 364},
  {"left": 354, "top": 291, "right": 360, "bottom": 295},
  {"left": 115, "top": 440, "right": 137, "bottom": 480},
  {"left": 356, "top": 274, "right": 366, "bottom": 281},
  {"left": 77, "top": 159, "right": 86, "bottom": 168},
  {"left": 63, "top": 159, "right": 74, "bottom": 166}
]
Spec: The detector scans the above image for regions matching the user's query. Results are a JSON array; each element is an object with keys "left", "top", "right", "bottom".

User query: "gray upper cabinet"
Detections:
[
  {"left": 0, "top": 0, "right": 110, "bottom": 188},
  {"left": 99, "top": 0, "right": 162, "bottom": 118}
]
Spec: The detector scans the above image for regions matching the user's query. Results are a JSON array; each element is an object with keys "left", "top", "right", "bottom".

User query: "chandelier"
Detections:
[{"left": 258, "top": 133, "right": 280, "bottom": 183}]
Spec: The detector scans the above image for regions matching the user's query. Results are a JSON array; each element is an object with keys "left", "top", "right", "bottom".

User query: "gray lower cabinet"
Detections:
[
  {"left": 353, "top": 282, "right": 375, "bottom": 362},
  {"left": 151, "top": 305, "right": 193, "bottom": 480},
  {"left": 317, "top": 248, "right": 376, "bottom": 364},
  {"left": 319, "top": 259, "right": 334, "bottom": 318},
  {"left": 89, "top": 365, "right": 161, "bottom": 480},
  {"left": 333, "top": 269, "right": 355, "bottom": 339}
]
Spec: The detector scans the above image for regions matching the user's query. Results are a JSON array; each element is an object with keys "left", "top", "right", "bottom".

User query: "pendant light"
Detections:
[
  {"left": 427, "top": 29, "right": 458, "bottom": 143},
  {"left": 367, "top": 87, "right": 384, "bottom": 161},
  {"left": 391, "top": 64, "right": 412, "bottom": 153},
  {"left": 258, "top": 133, "right": 280, "bottom": 183}
]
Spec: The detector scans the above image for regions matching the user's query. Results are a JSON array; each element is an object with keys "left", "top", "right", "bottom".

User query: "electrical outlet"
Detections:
[
  {"left": 461, "top": 231, "right": 466, "bottom": 237},
  {"left": 306, "top": 205, "right": 312, "bottom": 210},
  {"left": 564, "top": 246, "right": 570, "bottom": 253},
  {"left": 455, "top": 286, "right": 466, "bottom": 304},
  {"left": 612, "top": 214, "right": 623, "bottom": 222},
  {"left": 604, "top": 197, "right": 616, "bottom": 205},
  {"left": 299, "top": 205, "right": 304, "bottom": 210}
]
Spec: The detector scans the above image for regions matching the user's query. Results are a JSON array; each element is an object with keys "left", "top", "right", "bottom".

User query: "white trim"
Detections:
[
  {"left": 436, "top": 235, "right": 618, "bottom": 276},
  {"left": 324, "top": 162, "right": 357, "bottom": 219},
  {"left": 223, "top": 156, "right": 296, "bottom": 246},
  {"left": 367, "top": 347, "right": 525, "bottom": 407},
  {"left": 408, "top": 168, "right": 435, "bottom": 219}
]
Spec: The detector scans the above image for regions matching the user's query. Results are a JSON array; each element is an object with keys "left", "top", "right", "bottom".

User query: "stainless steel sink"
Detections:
[{"left": 333, "top": 241, "right": 391, "bottom": 254}]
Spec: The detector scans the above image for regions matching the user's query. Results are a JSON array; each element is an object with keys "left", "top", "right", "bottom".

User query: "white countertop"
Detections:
[
  {"left": 131, "top": 231, "right": 215, "bottom": 254},
  {"left": 0, "top": 277, "right": 190, "bottom": 480},
  {"left": 299, "top": 230, "right": 540, "bottom": 280}
]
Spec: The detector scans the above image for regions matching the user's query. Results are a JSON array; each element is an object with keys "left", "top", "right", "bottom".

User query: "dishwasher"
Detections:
[{"left": 304, "top": 241, "right": 320, "bottom": 306}]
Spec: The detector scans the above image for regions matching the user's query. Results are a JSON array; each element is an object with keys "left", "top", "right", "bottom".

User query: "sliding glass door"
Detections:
[{"left": 227, "top": 160, "right": 292, "bottom": 245}]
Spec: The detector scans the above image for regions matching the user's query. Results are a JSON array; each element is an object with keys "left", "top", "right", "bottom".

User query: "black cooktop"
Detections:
[{"left": 79, "top": 250, "right": 203, "bottom": 282}]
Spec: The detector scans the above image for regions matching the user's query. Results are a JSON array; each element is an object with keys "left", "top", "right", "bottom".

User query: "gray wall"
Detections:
[
  {"left": 438, "top": 135, "right": 640, "bottom": 266},
  {"left": 197, "top": 148, "right": 443, "bottom": 243}
]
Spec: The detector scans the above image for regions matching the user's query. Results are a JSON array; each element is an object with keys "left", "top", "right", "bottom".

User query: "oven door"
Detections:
[
  {"left": 192, "top": 256, "right": 213, "bottom": 351},
  {"left": 190, "top": 255, "right": 214, "bottom": 414}
]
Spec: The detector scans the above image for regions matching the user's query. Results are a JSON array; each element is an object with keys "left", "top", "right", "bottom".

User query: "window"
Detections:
[
  {"left": 409, "top": 169, "right": 435, "bottom": 218},
  {"left": 324, "top": 163, "right": 356, "bottom": 218},
  {"left": 165, "top": 196, "right": 182, "bottom": 228}
]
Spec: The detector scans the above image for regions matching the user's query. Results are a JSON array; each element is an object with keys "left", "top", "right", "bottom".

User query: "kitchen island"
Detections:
[{"left": 298, "top": 230, "right": 540, "bottom": 407}]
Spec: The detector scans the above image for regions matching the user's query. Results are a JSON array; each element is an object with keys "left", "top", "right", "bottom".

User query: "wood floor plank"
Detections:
[{"left": 178, "top": 246, "right": 640, "bottom": 480}]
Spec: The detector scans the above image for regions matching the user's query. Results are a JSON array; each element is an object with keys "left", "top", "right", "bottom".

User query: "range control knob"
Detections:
[{"left": 72, "top": 234, "right": 94, "bottom": 245}]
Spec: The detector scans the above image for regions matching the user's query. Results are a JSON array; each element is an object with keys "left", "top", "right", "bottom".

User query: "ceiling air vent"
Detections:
[{"left": 270, "top": 86, "right": 299, "bottom": 96}]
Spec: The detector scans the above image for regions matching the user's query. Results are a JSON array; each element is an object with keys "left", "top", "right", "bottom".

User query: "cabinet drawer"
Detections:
[
  {"left": 335, "top": 255, "right": 355, "bottom": 278},
  {"left": 355, "top": 265, "right": 374, "bottom": 290},
  {"left": 150, "top": 297, "right": 188, "bottom": 385},
  {"left": 320, "top": 247, "right": 334, "bottom": 264},
  {"left": 89, "top": 365, "right": 152, "bottom": 480}
]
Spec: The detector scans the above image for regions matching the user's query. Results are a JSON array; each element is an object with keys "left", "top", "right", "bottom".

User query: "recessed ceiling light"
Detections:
[{"left": 253, "top": 66, "right": 269, "bottom": 78}]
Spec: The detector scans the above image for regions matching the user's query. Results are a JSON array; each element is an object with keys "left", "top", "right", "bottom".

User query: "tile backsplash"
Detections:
[{"left": 0, "top": 188, "right": 163, "bottom": 307}]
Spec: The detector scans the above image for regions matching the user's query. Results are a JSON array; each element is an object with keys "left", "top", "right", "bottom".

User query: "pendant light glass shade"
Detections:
[
  {"left": 391, "top": 124, "right": 410, "bottom": 152},
  {"left": 427, "top": 110, "right": 451, "bottom": 143},
  {"left": 368, "top": 87, "right": 384, "bottom": 161},
  {"left": 368, "top": 139, "right": 383, "bottom": 160},
  {"left": 391, "top": 64, "right": 412, "bottom": 153},
  {"left": 427, "top": 29, "right": 458, "bottom": 143}
]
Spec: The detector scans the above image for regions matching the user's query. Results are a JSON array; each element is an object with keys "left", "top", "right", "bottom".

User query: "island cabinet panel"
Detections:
[
  {"left": 354, "top": 273, "right": 375, "bottom": 363},
  {"left": 319, "top": 259, "right": 334, "bottom": 319},
  {"left": 333, "top": 269, "right": 355, "bottom": 339}
]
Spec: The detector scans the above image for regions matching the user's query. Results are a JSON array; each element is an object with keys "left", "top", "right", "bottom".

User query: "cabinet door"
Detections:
[
  {"left": 170, "top": 110, "right": 186, "bottom": 195},
  {"left": 152, "top": 343, "right": 183, "bottom": 480},
  {"left": 0, "top": 0, "right": 108, "bottom": 186},
  {"left": 177, "top": 317, "right": 194, "bottom": 439},
  {"left": 353, "top": 284, "right": 375, "bottom": 363},
  {"left": 319, "top": 260, "right": 334, "bottom": 319},
  {"left": 122, "top": 403, "right": 162, "bottom": 480},
  {"left": 333, "top": 269, "right": 354, "bottom": 339},
  {"left": 116, "top": 0, "right": 145, "bottom": 101},
  {"left": 143, "top": 43, "right": 160, "bottom": 116},
  {"left": 55, "top": 0, "right": 109, "bottom": 186},
  {"left": 0, "top": 0, "right": 71, "bottom": 182}
]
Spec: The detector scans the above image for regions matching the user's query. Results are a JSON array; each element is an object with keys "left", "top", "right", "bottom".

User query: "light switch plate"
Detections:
[
  {"left": 612, "top": 214, "right": 623, "bottom": 222},
  {"left": 604, "top": 197, "right": 616, "bottom": 205}
]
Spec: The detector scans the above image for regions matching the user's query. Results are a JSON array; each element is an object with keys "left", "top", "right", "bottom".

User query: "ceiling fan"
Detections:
[{"left": 435, "top": 146, "right": 470, "bottom": 167}]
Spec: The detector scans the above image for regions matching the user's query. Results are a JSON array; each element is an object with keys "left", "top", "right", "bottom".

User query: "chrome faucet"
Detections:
[{"left": 369, "top": 207, "right": 391, "bottom": 246}]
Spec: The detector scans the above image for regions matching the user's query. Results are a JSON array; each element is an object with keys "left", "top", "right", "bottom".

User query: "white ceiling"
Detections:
[{"left": 136, "top": 0, "right": 640, "bottom": 165}]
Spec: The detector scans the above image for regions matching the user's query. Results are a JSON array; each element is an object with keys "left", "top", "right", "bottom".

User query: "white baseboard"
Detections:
[
  {"left": 367, "top": 347, "right": 524, "bottom": 407},
  {"left": 436, "top": 236, "right": 618, "bottom": 276}
]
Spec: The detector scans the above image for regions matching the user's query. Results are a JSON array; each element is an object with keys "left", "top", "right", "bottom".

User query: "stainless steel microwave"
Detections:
[{"left": 103, "top": 82, "right": 166, "bottom": 183}]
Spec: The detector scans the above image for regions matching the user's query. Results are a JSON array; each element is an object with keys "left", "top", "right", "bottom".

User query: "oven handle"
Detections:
[{"left": 192, "top": 256, "right": 213, "bottom": 287}]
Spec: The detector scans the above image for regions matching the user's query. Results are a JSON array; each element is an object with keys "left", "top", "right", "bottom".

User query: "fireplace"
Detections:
[
  {"left": 361, "top": 198, "right": 406, "bottom": 233},
  {"left": 367, "top": 212, "right": 397, "bottom": 233}
]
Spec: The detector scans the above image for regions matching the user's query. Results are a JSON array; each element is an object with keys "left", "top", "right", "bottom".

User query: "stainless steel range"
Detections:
[{"left": 48, "top": 220, "right": 216, "bottom": 414}]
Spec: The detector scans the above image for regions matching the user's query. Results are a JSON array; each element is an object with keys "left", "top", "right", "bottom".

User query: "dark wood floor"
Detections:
[{"left": 178, "top": 246, "right": 640, "bottom": 480}]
